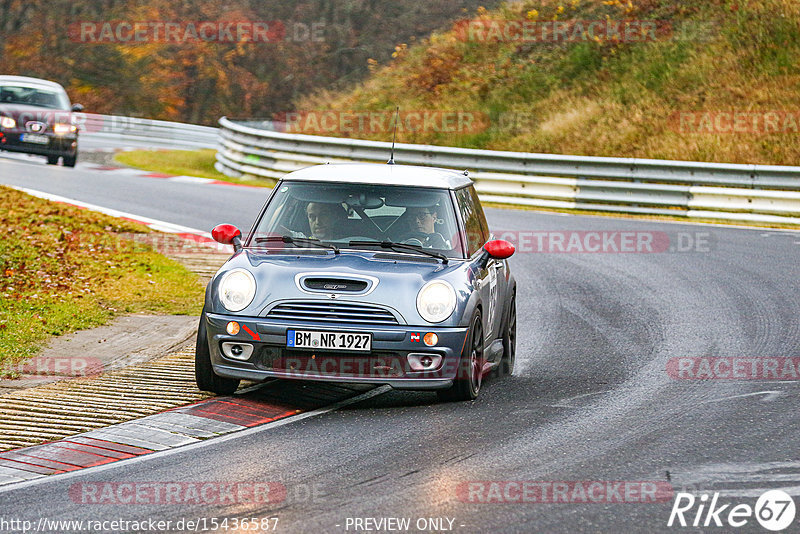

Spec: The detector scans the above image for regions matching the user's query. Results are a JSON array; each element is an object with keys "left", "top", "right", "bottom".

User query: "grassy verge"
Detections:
[
  {"left": 114, "top": 149, "right": 273, "bottom": 187},
  {"left": 0, "top": 186, "right": 204, "bottom": 370},
  {"left": 297, "top": 0, "right": 800, "bottom": 166}
]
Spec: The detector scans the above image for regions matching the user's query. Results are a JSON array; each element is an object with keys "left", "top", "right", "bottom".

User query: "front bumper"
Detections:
[
  {"left": 0, "top": 131, "right": 78, "bottom": 157},
  {"left": 204, "top": 312, "right": 469, "bottom": 390}
]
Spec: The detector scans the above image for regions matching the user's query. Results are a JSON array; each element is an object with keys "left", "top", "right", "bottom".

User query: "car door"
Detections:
[
  {"left": 454, "top": 186, "right": 500, "bottom": 345},
  {"left": 468, "top": 186, "right": 508, "bottom": 341}
]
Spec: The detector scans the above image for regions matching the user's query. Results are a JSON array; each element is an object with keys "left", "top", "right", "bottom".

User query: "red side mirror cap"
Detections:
[
  {"left": 212, "top": 224, "right": 242, "bottom": 245},
  {"left": 484, "top": 239, "right": 515, "bottom": 259}
]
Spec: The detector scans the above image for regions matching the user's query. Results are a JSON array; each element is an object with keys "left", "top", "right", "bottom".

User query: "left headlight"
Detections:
[
  {"left": 218, "top": 269, "right": 256, "bottom": 312},
  {"left": 53, "top": 123, "right": 77, "bottom": 135},
  {"left": 416, "top": 280, "right": 457, "bottom": 323},
  {"left": 0, "top": 116, "right": 15, "bottom": 129}
]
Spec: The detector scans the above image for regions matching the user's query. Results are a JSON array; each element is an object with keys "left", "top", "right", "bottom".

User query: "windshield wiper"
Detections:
[
  {"left": 255, "top": 235, "right": 339, "bottom": 254},
  {"left": 348, "top": 240, "right": 448, "bottom": 264}
]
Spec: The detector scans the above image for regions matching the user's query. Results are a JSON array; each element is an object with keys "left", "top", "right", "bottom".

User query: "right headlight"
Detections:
[
  {"left": 416, "top": 280, "right": 456, "bottom": 323},
  {"left": 0, "top": 116, "right": 16, "bottom": 129},
  {"left": 54, "top": 123, "right": 77, "bottom": 135},
  {"left": 218, "top": 269, "right": 256, "bottom": 312}
]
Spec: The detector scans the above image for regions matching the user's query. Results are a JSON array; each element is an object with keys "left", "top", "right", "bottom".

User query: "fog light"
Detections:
[
  {"left": 226, "top": 321, "right": 240, "bottom": 335},
  {"left": 407, "top": 353, "right": 443, "bottom": 371},
  {"left": 221, "top": 342, "right": 253, "bottom": 361},
  {"left": 423, "top": 332, "right": 438, "bottom": 347}
]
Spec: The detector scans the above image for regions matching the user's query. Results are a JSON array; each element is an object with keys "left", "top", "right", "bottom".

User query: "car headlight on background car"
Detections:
[
  {"left": 218, "top": 269, "right": 256, "bottom": 312},
  {"left": 416, "top": 280, "right": 456, "bottom": 323},
  {"left": 0, "top": 116, "right": 15, "bottom": 129},
  {"left": 53, "top": 123, "right": 77, "bottom": 135}
]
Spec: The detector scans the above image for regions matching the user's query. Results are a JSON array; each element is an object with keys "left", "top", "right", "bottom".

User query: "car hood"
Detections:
[
  {"left": 207, "top": 249, "right": 474, "bottom": 326},
  {"left": 0, "top": 104, "right": 73, "bottom": 126}
]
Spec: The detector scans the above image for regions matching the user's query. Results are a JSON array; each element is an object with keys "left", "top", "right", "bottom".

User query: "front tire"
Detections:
[
  {"left": 195, "top": 314, "right": 240, "bottom": 395},
  {"left": 438, "top": 312, "right": 484, "bottom": 402}
]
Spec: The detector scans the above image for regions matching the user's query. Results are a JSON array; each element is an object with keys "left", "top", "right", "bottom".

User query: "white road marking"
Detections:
[
  {"left": 699, "top": 390, "right": 784, "bottom": 404},
  {"left": 670, "top": 462, "right": 800, "bottom": 497},
  {"left": 168, "top": 176, "right": 215, "bottom": 184},
  {"left": 11, "top": 186, "right": 210, "bottom": 237}
]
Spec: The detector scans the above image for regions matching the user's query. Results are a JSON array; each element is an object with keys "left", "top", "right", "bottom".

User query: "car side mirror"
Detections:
[
  {"left": 485, "top": 239, "right": 515, "bottom": 259},
  {"left": 478, "top": 239, "right": 515, "bottom": 269},
  {"left": 71, "top": 103, "right": 84, "bottom": 112},
  {"left": 212, "top": 224, "right": 243, "bottom": 253}
]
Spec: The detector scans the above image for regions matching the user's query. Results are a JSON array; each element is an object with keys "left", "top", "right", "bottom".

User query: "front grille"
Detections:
[{"left": 266, "top": 301, "right": 399, "bottom": 325}]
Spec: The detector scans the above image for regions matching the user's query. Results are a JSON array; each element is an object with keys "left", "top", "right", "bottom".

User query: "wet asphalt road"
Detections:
[{"left": 1, "top": 150, "right": 799, "bottom": 533}]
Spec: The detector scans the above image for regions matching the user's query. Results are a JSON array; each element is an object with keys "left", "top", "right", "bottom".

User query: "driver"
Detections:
[
  {"left": 306, "top": 202, "right": 348, "bottom": 240},
  {"left": 404, "top": 205, "right": 448, "bottom": 249}
]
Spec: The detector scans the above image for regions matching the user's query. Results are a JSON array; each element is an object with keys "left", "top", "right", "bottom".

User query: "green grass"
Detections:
[
  {"left": 114, "top": 149, "right": 273, "bottom": 187},
  {"left": 0, "top": 186, "right": 205, "bottom": 371}
]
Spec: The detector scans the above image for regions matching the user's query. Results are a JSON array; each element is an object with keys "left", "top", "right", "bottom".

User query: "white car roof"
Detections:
[
  {"left": 0, "top": 75, "right": 66, "bottom": 92},
  {"left": 282, "top": 163, "right": 473, "bottom": 189}
]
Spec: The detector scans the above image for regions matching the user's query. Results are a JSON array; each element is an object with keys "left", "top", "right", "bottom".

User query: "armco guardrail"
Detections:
[
  {"left": 216, "top": 116, "right": 800, "bottom": 225},
  {"left": 77, "top": 113, "right": 218, "bottom": 149}
]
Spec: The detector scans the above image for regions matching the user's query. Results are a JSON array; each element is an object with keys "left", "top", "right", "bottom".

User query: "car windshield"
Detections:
[
  {"left": 250, "top": 181, "right": 464, "bottom": 258},
  {"left": 0, "top": 85, "right": 70, "bottom": 109}
]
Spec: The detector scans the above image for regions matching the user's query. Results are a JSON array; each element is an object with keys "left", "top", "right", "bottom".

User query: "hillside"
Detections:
[
  {"left": 0, "top": 0, "right": 501, "bottom": 124},
  {"left": 296, "top": 0, "right": 800, "bottom": 165}
]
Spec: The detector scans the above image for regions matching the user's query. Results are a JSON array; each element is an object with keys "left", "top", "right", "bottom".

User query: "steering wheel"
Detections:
[{"left": 402, "top": 232, "right": 431, "bottom": 247}]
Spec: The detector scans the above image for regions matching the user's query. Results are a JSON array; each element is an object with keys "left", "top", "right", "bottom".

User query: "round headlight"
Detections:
[
  {"left": 416, "top": 280, "right": 456, "bottom": 323},
  {"left": 218, "top": 269, "right": 256, "bottom": 312}
]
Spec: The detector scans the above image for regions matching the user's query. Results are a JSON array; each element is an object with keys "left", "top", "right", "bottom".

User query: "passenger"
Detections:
[{"left": 306, "top": 202, "right": 348, "bottom": 240}]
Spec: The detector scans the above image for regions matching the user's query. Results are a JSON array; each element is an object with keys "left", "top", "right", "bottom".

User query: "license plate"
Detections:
[
  {"left": 21, "top": 133, "right": 49, "bottom": 145},
  {"left": 287, "top": 330, "right": 372, "bottom": 351}
]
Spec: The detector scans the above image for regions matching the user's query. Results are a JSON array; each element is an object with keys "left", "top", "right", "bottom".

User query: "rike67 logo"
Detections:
[{"left": 668, "top": 490, "right": 796, "bottom": 531}]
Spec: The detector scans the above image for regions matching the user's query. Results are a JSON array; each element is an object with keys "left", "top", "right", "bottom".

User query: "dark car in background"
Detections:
[
  {"left": 0, "top": 75, "right": 82, "bottom": 166},
  {"left": 196, "top": 163, "right": 518, "bottom": 402}
]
